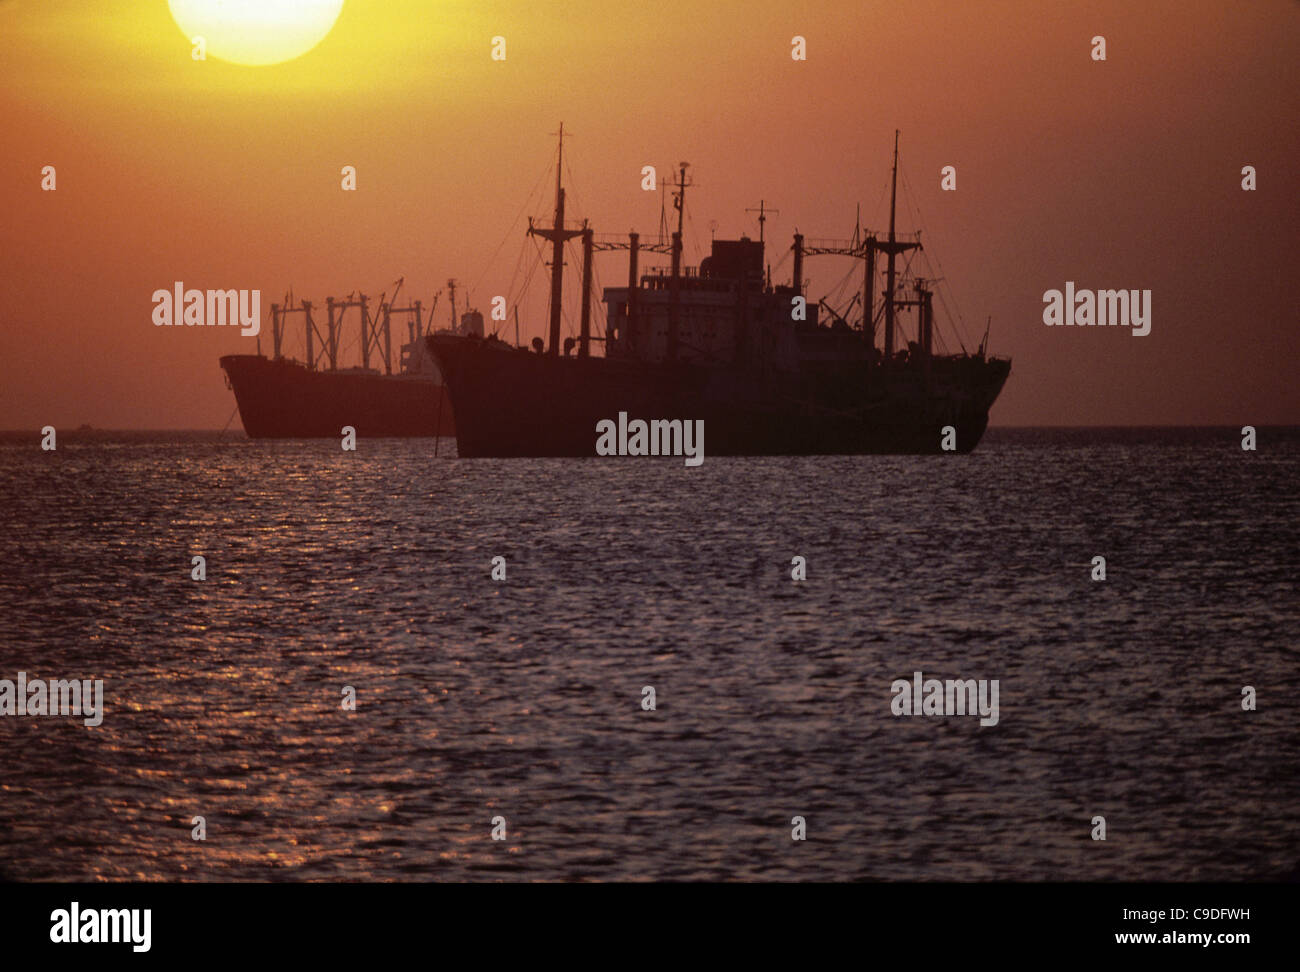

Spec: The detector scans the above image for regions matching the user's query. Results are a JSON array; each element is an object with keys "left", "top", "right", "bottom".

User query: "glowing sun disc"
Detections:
[{"left": 168, "top": 0, "right": 345, "bottom": 66}]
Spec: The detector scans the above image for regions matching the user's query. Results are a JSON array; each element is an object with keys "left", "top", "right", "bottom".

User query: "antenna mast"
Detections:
[{"left": 746, "top": 200, "right": 779, "bottom": 244}]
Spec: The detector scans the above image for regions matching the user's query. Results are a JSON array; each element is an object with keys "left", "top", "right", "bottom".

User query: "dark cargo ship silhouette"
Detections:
[
  {"left": 221, "top": 281, "right": 466, "bottom": 438},
  {"left": 430, "top": 130, "right": 1010, "bottom": 456}
]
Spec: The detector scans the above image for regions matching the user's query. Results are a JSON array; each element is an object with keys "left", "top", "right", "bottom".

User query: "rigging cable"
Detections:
[
  {"left": 472, "top": 150, "right": 555, "bottom": 300},
  {"left": 900, "top": 165, "right": 970, "bottom": 354}
]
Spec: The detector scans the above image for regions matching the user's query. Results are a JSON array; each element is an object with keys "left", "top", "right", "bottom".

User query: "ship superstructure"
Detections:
[{"left": 430, "top": 129, "right": 1010, "bottom": 456}]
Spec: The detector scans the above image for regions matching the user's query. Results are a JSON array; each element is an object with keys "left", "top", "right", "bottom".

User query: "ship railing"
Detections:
[
  {"left": 530, "top": 217, "right": 588, "bottom": 233},
  {"left": 591, "top": 233, "right": 675, "bottom": 254},
  {"left": 803, "top": 237, "right": 859, "bottom": 250},
  {"left": 802, "top": 231, "right": 922, "bottom": 253}
]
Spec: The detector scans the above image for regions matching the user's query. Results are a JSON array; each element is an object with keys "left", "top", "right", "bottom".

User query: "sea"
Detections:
[{"left": 1, "top": 427, "right": 1296, "bottom": 881}]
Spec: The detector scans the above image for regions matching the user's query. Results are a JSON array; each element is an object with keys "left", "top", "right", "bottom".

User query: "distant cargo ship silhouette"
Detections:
[
  {"left": 430, "top": 128, "right": 1010, "bottom": 457},
  {"left": 221, "top": 279, "right": 463, "bottom": 438}
]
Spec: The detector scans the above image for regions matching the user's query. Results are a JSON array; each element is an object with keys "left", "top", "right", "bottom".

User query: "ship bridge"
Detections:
[{"left": 602, "top": 236, "right": 815, "bottom": 367}]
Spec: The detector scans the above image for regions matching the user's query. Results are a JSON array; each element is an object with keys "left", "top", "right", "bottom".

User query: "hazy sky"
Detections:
[{"left": 1, "top": 0, "right": 1296, "bottom": 428}]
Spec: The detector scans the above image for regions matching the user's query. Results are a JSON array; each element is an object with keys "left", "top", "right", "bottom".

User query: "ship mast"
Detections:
[
  {"left": 528, "top": 123, "right": 585, "bottom": 355},
  {"left": 668, "top": 162, "right": 690, "bottom": 362},
  {"left": 878, "top": 131, "right": 920, "bottom": 361},
  {"left": 885, "top": 131, "right": 899, "bottom": 358},
  {"left": 793, "top": 132, "right": 919, "bottom": 358}
]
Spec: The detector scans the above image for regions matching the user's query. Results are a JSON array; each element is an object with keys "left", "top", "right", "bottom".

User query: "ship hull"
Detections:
[
  {"left": 429, "top": 335, "right": 1009, "bottom": 457},
  {"left": 220, "top": 354, "right": 454, "bottom": 438}
]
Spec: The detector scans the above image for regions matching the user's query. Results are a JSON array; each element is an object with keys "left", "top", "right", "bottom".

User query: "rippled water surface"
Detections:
[{"left": 1, "top": 428, "right": 1297, "bottom": 881}]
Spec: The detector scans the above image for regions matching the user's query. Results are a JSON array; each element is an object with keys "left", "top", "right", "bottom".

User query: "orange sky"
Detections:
[{"left": 1, "top": 0, "right": 1296, "bottom": 428}]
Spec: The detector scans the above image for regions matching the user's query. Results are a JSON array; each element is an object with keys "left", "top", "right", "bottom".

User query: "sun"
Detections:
[{"left": 168, "top": 0, "right": 345, "bottom": 67}]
